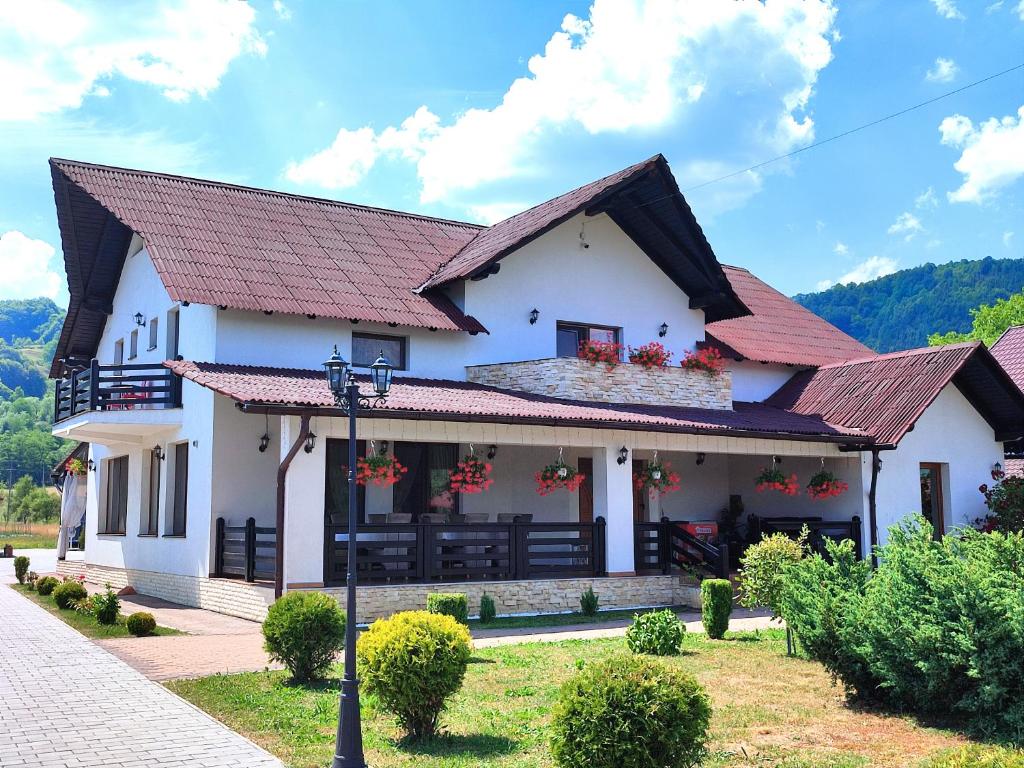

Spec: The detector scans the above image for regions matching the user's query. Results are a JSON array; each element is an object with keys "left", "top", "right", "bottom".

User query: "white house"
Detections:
[{"left": 48, "top": 155, "right": 1024, "bottom": 621}]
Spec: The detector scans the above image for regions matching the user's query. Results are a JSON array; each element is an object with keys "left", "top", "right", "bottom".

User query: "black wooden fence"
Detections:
[
  {"left": 324, "top": 517, "right": 607, "bottom": 586},
  {"left": 634, "top": 518, "right": 731, "bottom": 579},
  {"left": 214, "top": 517, "right": 276, "bottom": 582},
  {"left": 749, "top": 515, "right": 863, "bottom": 560}
]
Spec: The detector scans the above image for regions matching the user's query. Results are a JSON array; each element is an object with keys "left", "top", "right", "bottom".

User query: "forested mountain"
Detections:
[{"left": 794, "top": 258, "right": 1024, "bottom": 353}]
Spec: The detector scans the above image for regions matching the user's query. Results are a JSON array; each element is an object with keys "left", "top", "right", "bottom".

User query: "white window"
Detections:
[
  {"left": 100, "top": 456, "right": 128, "bottom": 535},
  {"left": 167, "top": 442, "right": 188, "bottom": 537},
  {"left": 556, "top": 322, "right": 621, "bottom": 358},
  {"left": 166, "top": 308, "right": 179, "bottom": 359},
  {"left": 113, "top": 338, "right": 124, "bottom": 365},
  {"left": 148, "top": 317, "right": 159, "bottom": 351},
  {"left": 141, "top": 448, "right": 161, "bottom": 536},
  {"left": 129, "top": 329, "right": 138, "bottom": 360},
  {"left": 352, "top": 332, "right": 407, "bottom": 370}
]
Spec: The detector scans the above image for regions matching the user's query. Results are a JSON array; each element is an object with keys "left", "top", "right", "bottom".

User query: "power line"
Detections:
[{"left": 674, "top": 61, "right": 1024, "bottom": 195}]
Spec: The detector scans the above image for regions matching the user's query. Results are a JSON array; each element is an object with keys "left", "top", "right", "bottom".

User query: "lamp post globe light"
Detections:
[{"left": 322, "top": 344, "right": 393, "bottom": 768}]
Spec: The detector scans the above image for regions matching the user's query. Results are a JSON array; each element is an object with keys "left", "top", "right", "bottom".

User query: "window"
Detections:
[
  {"left": 556, "top": 322, "right": 620, "bottom": 358},
  {"left": 324, "top": 439, "right": 366, "bottom": 524},
  {"left": 113, "top": 338, "right": 124, "bottom": 365},
  {"left": 101, "top": 456, "right": 128, "bottom": 535},
  {"left": 168, "top": 442, "right": 188, "bottom": 536},
  {"left": 148, "top": 317, "right": 159, "bottom": 351},
  {"left": 166, "top": 308, "right": 179, "bottom": 359},
  {"left": 129, "top": 329, "right": 138, "bottom": 360},
  {"left": 392, "top": 442, "right": 459, "bottom": 520},
  {"left": 919, "top": 463, "right": 946, "bottom": 538},
  {"left": 352, "top": 332, "right": 406, "bottom": 370},
  {"left": 141, "top": 448, "right": 161, "bottom": 535}
]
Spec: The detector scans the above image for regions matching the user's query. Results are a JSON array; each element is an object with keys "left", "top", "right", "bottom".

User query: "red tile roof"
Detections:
[
  {"left": 166, "top": 360, "right": 866, "bottom": 443},
  {"left": 1005, "top": 458, "right": 1024, "bottom": 478},
  {"left": 992, "top": 325, "right": 1024, "bottom": 389},
  {"left": 704, "top": 266, "right": 873, "bottom": 367},
  {"left": 50, "top": 159, "right": 486, "bottom": 332},
  {"left": 767, "top": 342, "right": 1024, "bottom": 447}
]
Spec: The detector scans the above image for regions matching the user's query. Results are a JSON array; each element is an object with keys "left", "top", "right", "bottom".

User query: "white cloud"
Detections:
[
  {"left": 816, "top": 255, "right": 899, "bottom": 290},
  {"left": 931, "top": 0, "right": 965, "bottom": 19},
  {"left": 0, "top": 231, "right": 62, "bottom": 301},
  {"left": 940, "top": 105, "right": 1024, "bottom": 203},
  {"left": 925, "top": 239, "right": 942, "bottom": 250},
  {"left": 986, "top": 1, "right": 1004, "bottom": 11},
  {"left": 285, "top": 0, "right": 838, "bottom": 211},
  {"left": 887, "top": 212, "right": 924, "bottom": 241},
  {"left": 1018, "top": 0, "right": 1024, "bottom": 19},
  {"left": 1005, "top": 231, "right": 1016, "bottom": 247},
  {"left": 272, "top": 0, "right": 291, "bottom": 20},
  {"left": 915, "top": 186, "right": 938, "bottom": 209},
  {"left": 0, "top": 0, "right": 266, "bottom": 121},
  {"left": 465, "top": 202, "right": 532, "bottom": 225},
  {"left": 833, "top": 241, "right": 849, "bottom": 255},
  {"left": 925, "top": 57, "right": 958, "bottom": 83}
]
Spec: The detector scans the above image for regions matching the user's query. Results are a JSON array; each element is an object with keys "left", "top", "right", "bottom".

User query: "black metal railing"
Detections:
[
  {"left": 215, "top": 517, "right": 276, "bottom": 582},
  {"left": 324, "top": 517, "right": 607, "bottom": 586},
  {"left": 749, "top": 514, "right": 863, "bottom": 560},
  {"left": 635, "top": 518, "right": 730, "bottom": 579},
  {"left": 54, "top": 360, "right": 182, "bottom": 423}
]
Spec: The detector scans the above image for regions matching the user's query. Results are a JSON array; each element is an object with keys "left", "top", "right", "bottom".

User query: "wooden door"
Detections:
[
  {"left": 919, "top": 463, "right": 945, "bottom": 537},
  {"left": 578, "top": 457, "right": 593, "bottom": 523},
  {"left": 632, "top": 459, "right": 647, "bottom": 523}
]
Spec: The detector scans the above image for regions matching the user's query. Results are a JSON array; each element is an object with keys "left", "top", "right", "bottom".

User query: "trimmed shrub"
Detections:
[
  {"left": 92, "top": 585, "right": 120, "bottom": 625},
  {"left": 919, "top": 745, "right": 1024, "bottom": 768},
  {"left": 53, "top": 580, "right": 88, "bottom": 610},
  {"left": 550, "top": 653, "right": 710, "bottom": 768},
  {"left": 36, "top": 575, "right": 59, "bottom": 596},
  {"left": 357, "top": 610, "right": 472, "bottom": 740},
  {"left": 26, "top": 571, "right": 38, "bottom": 589},
  {"left": 701, "top": 579, "right": 732, "bottom": 639},
  {"left": 13, "top": 555, "right": 29, "bottom": 584},
  {"left": 580, "top": 586, "right": 599, "bottom": 616},
  {"left": 262, "top": 591, "right": 346, "bottom": 682},
  {"left": 126, "top": 612, "right": 157, "bottom": 636},
  {"left": 479, "top": 592, "right": 496, "bottom": 624},
  {"left": 625, "top": 609, "right": 685, "bottom": 656},
  {"left": 426, "top": 592, "right": 468, "bottom": 624},
  {"left": 738, "top": 530, "right": 805, "bottom": 617}
]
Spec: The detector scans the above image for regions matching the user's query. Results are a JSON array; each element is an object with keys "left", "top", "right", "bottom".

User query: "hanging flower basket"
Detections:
[
  {"left": 355, "top": 454, "right": 407, "bottom": 486},
  {"left": 536, "top": 460, "right": 586, "bottom": 496},
  {"left": 628, "top": 341, "right": 672, "bottom": 369},
  {"left": 578, "top": 339, "right": 623, "bottom": 370},
  {"left": 755, "top": 466, "right": 800, "bottom": 496},
  {"left": 806, "top": 470, "right": 848, "bottom": 500},
  {"left": 449, "top": 455, "right": 494, "bottom": 494},
  {"left": 65, "top": 457, "right": 87, "bottom": 476},
  {"left": 680, "top": 347, "right": 726, "bottom": 376},
  {"left": 633, "top": 460, "right": 681, "bottom": 496}
]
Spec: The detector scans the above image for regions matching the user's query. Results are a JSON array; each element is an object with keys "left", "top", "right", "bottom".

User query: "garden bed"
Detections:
[
  {"left": 168, "top": 629, "right": 970, "bottom": 768},
  {"left": 10, "top": 584, "right": 181, "bottom": 639}
]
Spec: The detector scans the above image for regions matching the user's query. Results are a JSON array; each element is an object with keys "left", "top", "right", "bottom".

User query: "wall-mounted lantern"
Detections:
[
  {"left": 659, "top": 322, "right": 668, "bottom": 337},
  {"left": 133, "top": 312, "right": 145, "bottom": 327},
  {"left": 304, "top": 432, "right": 317, "bottom": 454},
  {"left": 529, "top": 308, "right": 540, "bottom": 325},
  {"left": 487, "top": 444, "right": 498, "bottom": 460},
  {"left": 696, "top": 452, "right": 706, "bottom": 466},
  {"left": 617, "top": 446, "right": 629, "bottom": 465}
]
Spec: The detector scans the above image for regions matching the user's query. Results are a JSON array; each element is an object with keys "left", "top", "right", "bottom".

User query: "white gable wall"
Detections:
[{"left": 729, "top": 361, "right": 804, "bottom": 402}]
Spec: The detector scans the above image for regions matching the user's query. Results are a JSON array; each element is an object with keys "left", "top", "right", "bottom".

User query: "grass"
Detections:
[
  {"left": 11, "top": 584, "right": 181, "bottom": 639},
  {"left": 469, "top": 605, "right": 687, "bottom": 631},
  {"left": 168, "top": 629, "right": 970, "bottom": 768},
  {"left": 0, "top": 520, "right": 59, "bottom": 549}
]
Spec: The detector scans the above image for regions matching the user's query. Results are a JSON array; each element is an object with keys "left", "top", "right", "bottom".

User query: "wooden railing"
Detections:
[
  {"left": 749, "top": 515, "right": 863, "bottom": 561},
  {"left": 54, "top": 360, "right": 182, "bottom": 423},
  {"left": 214, "top": 517, "right": 276, "bottom": 582},
  {"left": 324, "top": 517, "right": 607, "bottom": 586},
  {"left": 635, "top": 518, "right": 730, "bottom": 579}
]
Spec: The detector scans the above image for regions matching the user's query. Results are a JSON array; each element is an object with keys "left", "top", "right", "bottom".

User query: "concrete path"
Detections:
[
  {"left": 0, "top": 585, "right": 282, "bottom": 768},
  {"left": 0, "top": 548, "right": 58, "bottom": 582}
]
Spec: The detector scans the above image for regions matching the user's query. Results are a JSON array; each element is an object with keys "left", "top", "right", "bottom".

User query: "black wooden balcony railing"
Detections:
[
  {"left": 749, "top": 514, "right": 863, "bottom": 561},
  {"left": 214, "top": 517, "right": 277, "bottom": 582},
  {"left": 54, "top": 360, "right": 182, "bottom": 423},
  {"left": 324, "top": 517, "right": 607, "bottom": 586},
  {"left": 635, "top": 518, "right": 731, "bottom": 579}
]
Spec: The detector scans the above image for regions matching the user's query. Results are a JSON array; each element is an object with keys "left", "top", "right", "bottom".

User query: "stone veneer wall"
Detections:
[{"left": 467, "top": 357, "right": 731, "bottom": 409}]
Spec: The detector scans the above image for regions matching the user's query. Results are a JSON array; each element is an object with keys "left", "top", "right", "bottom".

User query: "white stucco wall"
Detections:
[
  {"left": 729, "top": 361, "right": 804, "bottom": 402},
  {"left": 210, "top": 397, "right": 278, "bottom": 528}
]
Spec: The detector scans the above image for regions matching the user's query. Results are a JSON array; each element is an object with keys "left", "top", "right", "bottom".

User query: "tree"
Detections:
[{"left": 928, "top": 291, "right": 1024, "bottom": 347}]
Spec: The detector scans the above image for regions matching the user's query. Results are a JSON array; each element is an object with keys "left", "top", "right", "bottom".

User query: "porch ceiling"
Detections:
[{"left": 51, "top": 409, "right": 182, "bottom": 445}]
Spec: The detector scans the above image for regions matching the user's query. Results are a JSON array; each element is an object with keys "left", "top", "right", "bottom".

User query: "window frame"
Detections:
[
  {"left": 129, "top": 329, "right": 138, "bottom": 360},
  {"left": 148, "top": 317, "right": 159, "bottom": 351},
  {"left": 166, "top": 442, "right": 188, "bottom": 537},
  {"left": 100, "top": 455, "right": 129, "bottom": 536},
  {"left": 555, "top": 321, "right": 622, "bottom": 358},
  {"left": 113, "top": 338, "right": 124, "bottom": 366},
  {"left": 140, "top": 448, "right": 161, "bottom": 536},
  {"left": 352, "top": 331, "right": 407, "bottom": 370}
]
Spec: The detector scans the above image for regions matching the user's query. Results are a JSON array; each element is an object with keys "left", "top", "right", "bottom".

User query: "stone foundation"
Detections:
[{"left": 467, "top": 357, "right": 731, "bottom": 409}]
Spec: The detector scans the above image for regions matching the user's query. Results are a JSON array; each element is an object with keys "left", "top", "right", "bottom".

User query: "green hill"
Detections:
[{"left": 793, "top": 257, "right": 1024, "bottom": 353}]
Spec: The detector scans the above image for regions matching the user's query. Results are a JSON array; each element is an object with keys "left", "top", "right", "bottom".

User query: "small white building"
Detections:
[{"left": 48, "top": 155, "right": 1024, "bottom": 621}]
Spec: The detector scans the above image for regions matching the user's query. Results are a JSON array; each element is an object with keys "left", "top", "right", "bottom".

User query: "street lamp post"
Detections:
[{"left": 323, "top": 345, "right": 394, "bottom": 768}]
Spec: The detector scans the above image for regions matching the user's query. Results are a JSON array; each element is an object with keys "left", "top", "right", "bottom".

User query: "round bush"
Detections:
[
  {"left": 626, "top": 609, "right": 685, "bottom": 656},
  {"left": 36, "top": 576, "right": 59, "bottom": 596},
  {"left": 262, "top": 591, "right": 346, "bottom": 682},
  {"left": 13, "top": 555, "right": 29, "bottom": 584},
  {"left": 738, "top": 531, "right": 805, "bottom": 617},
  {"left": 357, "top": 610, "right": 472, "bottom": 740},
  {"left": 701, "top": 579, "right": 733, "bottom": 639},
  {"left": 919, "top": 745, "right": 1024, "bottom": 768},
  {"left": 550, "top": 653, "right": 711, "bottom": 768},
  {"left": 126, "top": 612, "right": 157, "bottom": 636},
  {"left": 426, "top": 592, "right": 468, "bottom": 624},
  {"left": 53, "top": 580, "right": 88, "bottom": 610}
]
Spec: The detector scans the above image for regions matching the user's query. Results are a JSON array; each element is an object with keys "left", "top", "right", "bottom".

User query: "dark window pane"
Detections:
[
  {"left": 103, "top": 456, "right": 128, "bottom": 534},
  {"left": 171, "top": 443, "right": 188, "bottom": 536},
  {"left": 324, "top": 439, "right": 366, "bottom": 524},
  {"left": 352, "top": 333, "right": 406, "bottom": 369},
  {"left": 557, "top": 327, "right": 582, "bottom": 358},
  {"left": 392, "top": 442, "right": 458, "bottom": 519},
  {"left": 144, "top": 450, "right": 160, "bottom": 535}
]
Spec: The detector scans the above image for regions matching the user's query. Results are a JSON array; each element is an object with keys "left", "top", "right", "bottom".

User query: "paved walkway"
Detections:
[{"left": 0, "top": 585, "right": 282, "bottom": 768}]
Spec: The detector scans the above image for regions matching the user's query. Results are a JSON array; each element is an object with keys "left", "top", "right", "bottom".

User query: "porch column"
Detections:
[
  {"left": 591, "top": 445, "right": 635, "bottom": 575},
  {"left": 280, "top": 415, "right": 327, "bottom": 590}
]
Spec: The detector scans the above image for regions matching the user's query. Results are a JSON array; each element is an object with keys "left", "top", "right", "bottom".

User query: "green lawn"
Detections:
[
  {"left": 11, "top": 584, "right": 181, "bottom": 639},
  {"left": 468, "top": 605, "right": 689, "bottom": 631},
  {"left": 1, "top": 533, "right": 58, "bottom": 549},
  {"left": 168, "top": 629, "right": 970, "bottom": 768}
]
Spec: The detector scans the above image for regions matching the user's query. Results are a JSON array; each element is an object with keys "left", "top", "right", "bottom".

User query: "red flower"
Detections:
[
  {"left": 449, "top": 456, "right": 494, "bottom": 494},
  {"left": 354, "top": 455, "right": 407, "bottom": 487},
  {"left": 633, "top": 460, "right": 682, "bottom": 496},
  {"left": 755, "top": 467, "right": 800, "bottom": 496},
  {"left": 680, "top": 347, "right": 726, "bottom": 376},
  {"left": 578, "top": 340, "right": 623, "bottom": 370},
  {"left": 628, "top": 342, "right": 673, "bottom": 370},
  {"left": 806, "top": 470, "right": 848, "bottom": 500},
  {"left": 536, "top": 461, "right": 585, "bottom": 495}
]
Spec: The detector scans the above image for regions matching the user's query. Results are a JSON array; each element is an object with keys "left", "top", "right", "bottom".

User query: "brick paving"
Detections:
[{"left": 0, "top": 585, "right": 282, "bottom": 768}]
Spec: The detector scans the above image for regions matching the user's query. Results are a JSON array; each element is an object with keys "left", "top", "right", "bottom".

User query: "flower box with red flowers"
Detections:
[
  {"left": 535, "top": 460, "right": 586, "bottom": 496},
  {"left": 354, "top": 454, "right": 408, "bottom": 486},
  {"left": 65, "top": 457, "right": 87, "bottom": 476},
  {"left": 806, "top": 470, "right": 848, "bottom": 500},
  {"left": 680, "top": 347, "right": 726, "bottom": 376},
  {"left": 633, "top": 460, "right": 681, "bottom": 496},
  {"left": 578, "top": 339, "right": 623, "bottom": 370},
  {"left": 449, "top": 455, "right": 494, "bottom": 494},
  {"left": 627, "top": 341, "right": 672, "bottom": 370},
  {"left": 755, "top": 467, "right": 800, "bottom": 496}
]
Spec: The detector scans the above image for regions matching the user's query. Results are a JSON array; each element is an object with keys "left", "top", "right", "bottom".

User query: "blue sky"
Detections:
[{"left": 1, "top": 0, "right": 1021, "bottom": 307}]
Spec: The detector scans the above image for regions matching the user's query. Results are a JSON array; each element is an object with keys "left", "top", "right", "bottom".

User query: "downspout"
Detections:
[
  {"left": 867, "top": 448, "right": 882, "bottom": 569},
  {"left": 275, "top": 413, "right": 311, "bottom": 600}
]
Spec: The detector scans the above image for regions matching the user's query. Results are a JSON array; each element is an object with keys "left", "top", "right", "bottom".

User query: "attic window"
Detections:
[
  {"left": 556, "top": 322, "right": 620, "bottom": 358},
  {"left": 352, "top": 332, "right": 407, "bottom": 370}
]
